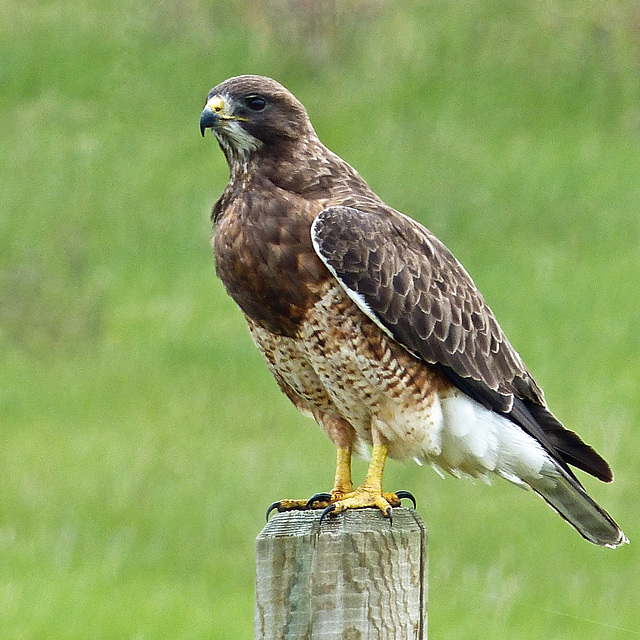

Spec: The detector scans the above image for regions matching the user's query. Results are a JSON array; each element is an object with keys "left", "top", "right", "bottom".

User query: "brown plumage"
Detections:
[{"left": 200, "top": 75, "right": 626, "bottom": 547}]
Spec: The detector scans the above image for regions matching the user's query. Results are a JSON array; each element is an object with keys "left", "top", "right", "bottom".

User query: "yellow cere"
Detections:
[{"left": 207, "top": 96, "right": 225, "bottom": 113}]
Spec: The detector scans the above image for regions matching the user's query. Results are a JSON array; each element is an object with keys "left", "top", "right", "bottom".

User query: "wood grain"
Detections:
[{"left": 255, "top": 508, "right": 427, "bottom": 639}]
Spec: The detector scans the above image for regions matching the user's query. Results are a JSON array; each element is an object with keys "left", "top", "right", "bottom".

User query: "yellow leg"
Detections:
[
  {"left": 332, "top": 446, "right": 354, "bottom": 497},
  {"left": 362, "top": 441, "right": 388, "bottom": 494},
  {"left": 267, "top": 440, "right": 414, "bottom": 521},
  {"left": 300, "top": 446, "right": 354, "bottom": 509},
  {"left": 329, "top": 441, "right": 401, "bottom": 518}
]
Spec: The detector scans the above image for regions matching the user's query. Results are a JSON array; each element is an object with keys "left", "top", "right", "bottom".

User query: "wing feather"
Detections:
[
  {"left": 312, "top": 205, "right": 530, "bottom": 402},
  {"left": 311, "top": 205, "right": 613, "bottom": 482}
]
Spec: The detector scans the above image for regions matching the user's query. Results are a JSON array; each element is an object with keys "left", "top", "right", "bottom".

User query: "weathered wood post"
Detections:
[{"left": 255, "top": 508, "right": 427, "bottom": 639}]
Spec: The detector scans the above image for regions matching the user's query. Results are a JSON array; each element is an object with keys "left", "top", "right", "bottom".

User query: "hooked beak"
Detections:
[
  {"left": 200, "top": 95, "right": 240, "bottom": 137},
  {"left": 200, "top": 105, "right": 219, "bottom": 137}
]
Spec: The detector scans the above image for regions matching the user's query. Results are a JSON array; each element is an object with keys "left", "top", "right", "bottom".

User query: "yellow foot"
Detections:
[
  {"left": 265, "top": 490, "right": 416, "bottom": 521},
  {"left": 320, "top": 488, "right": 416, "bottom": 523},
  {"left": 265, "top": 498, "right": 309, "bottom": 520},
  {"left": 265, "top": 490, "right": 355, "bottom": 520}
]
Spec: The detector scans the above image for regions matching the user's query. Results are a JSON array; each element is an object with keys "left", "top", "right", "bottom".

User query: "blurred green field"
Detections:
[{"left": 2, "top": 0, "right": 639, "bottom": 637}]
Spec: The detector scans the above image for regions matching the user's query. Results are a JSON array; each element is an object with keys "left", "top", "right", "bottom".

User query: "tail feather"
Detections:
[
  {"left": 530, "top": 463, "right": 628, "bottom": 548},
  {"left": 522, "top": 400, "right": 614, "bottom": 482},
  {"left": 437, "top": 391, "right": 626, "bottom": 547}
]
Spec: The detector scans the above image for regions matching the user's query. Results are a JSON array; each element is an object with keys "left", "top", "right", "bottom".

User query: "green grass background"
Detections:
[{"left": 2, "top": 0, "right": 639, "bottom": 637}]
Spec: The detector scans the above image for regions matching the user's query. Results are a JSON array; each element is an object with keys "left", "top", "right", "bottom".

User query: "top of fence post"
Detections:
[{"left": 255, "top": 507, "right": 428, "bottom": 639}]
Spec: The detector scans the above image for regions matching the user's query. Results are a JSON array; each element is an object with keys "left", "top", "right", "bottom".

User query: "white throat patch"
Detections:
[{"left": 215, "top": 120, "right": 262, "bottom": 155}]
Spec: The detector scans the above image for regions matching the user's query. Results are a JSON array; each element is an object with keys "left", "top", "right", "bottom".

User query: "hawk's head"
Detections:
[{"left": 200, "top": 75, "right": 314, "bottom": 158}]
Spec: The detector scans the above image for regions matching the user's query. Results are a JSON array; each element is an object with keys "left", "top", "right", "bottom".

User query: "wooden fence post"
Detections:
[{"left": 254, "top": 508, "right": 428, "bottom": 639}]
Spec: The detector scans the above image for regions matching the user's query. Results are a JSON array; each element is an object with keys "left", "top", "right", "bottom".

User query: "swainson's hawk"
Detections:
[{"left": 200, "top": 75, "right": 626, "bottom": 547}]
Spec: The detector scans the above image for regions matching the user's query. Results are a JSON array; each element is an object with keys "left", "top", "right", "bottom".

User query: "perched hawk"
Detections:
[{"left": 200, "top": 75, "right": 626, "bottom": 547}]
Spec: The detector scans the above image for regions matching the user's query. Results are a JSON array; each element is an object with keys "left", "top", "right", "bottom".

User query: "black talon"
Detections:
[
  {"left": 319, "top": 504, "right": 336, "bottom": 524},
  {"left": 386, "top": 507, "right": 393, "bottom": 525},
  {"left": 395, "top": 490, "right": 417, "bottom": 509},
  {"left": 306, "top": 492, "right": 332, "bottom": 508},
  {"left": 266, "top": 501, "right": 282, "bottom": 521}
]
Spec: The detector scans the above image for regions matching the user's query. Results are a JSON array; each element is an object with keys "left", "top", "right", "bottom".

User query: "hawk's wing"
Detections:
[{"left": 311, "top": 205, "right": 612, "bottom": 482}]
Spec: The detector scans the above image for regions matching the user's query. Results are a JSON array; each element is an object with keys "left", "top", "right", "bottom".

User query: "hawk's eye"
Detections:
[{"left": 245, "top": 95, "right": 267, "bottom": 111}]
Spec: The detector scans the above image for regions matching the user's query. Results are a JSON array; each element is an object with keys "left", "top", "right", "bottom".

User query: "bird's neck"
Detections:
[
  {"left": 225, "top": 139, "right": 373, "bottom": 201},
  {"left": 217, "top": 138, "right": 251, "bottom": 184}
]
